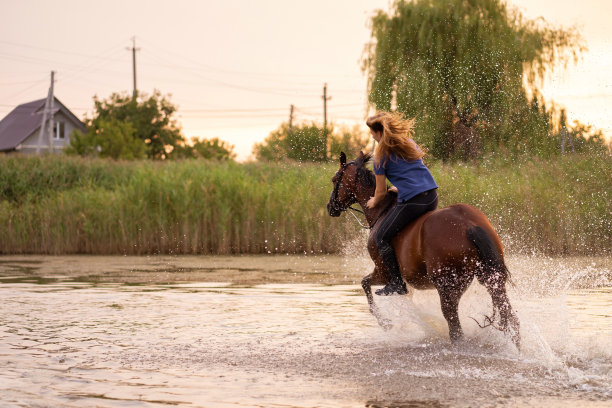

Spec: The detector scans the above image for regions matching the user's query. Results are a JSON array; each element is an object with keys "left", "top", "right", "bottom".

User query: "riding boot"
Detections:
[{"left": 375, "top": 244, "right": 407, "bottom": 296}]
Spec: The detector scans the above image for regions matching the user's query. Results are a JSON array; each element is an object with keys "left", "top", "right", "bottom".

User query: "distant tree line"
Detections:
[{"left": 66, "top": 89, "right": 369, "bottom": 163}]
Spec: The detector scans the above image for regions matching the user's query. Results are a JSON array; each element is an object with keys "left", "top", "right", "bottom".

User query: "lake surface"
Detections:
[{"left": 0, "top": 254, "right": 610, "bottom": 407}]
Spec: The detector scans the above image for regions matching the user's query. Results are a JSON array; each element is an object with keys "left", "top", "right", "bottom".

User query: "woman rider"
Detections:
[{"left": 366, "top": 111, "right": 439, "bottom": 296}]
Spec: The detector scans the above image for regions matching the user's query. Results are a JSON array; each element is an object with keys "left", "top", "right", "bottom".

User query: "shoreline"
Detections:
[{"left": 1, "top": 254, "right": 610, "bottom": 287}]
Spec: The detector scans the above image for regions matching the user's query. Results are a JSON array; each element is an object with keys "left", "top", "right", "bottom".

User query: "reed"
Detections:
[
  {"left": 431, "top": 155, "right": 612, "bottom": 255},
  {"left": 0, "top": 154, "right": 609, "bottom": 255}
]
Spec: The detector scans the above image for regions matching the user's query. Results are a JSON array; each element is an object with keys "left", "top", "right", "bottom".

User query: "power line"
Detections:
[
  {"left": 59, "top": 42, "right": 129, "bottom": 82},
  {"left": 0, "top": 40, "right": 127, "bottom": 62},
  {"left": 136, "top": 36, "right": 364, "bottom": 80},
  {"left": 139, "top": 50, "right": 321, "bottom": 97},
  {"left": 179, "top": 113, "right": 287, "bottom": 119},
  {"left": 185, "top": 122, "right": 280, "bottom": 131},
  {"left": 2, "top": 76, "right": 48, "bottom": 101}
]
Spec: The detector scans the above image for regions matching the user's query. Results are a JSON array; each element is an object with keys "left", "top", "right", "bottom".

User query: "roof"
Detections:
[{"left": 0, "top": 97, "right": 86, "bottom": 151}]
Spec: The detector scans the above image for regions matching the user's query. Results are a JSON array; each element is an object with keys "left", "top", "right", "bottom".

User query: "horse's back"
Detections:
[
  {"left": 424, "top": 203, "right": 501, "bottom": 254},
  {"left": 395, "top": 203, "right": 502, "bottom": 287}
]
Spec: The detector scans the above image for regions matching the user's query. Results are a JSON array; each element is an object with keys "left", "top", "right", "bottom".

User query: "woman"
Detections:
[{"left": 366, "top": 111, "right": 439, "bottom": 296}]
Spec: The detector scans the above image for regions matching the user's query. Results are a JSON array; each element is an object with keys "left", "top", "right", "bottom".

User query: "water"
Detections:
[{"left": 0, "top": 255, "right": 610, "bottom": 407}]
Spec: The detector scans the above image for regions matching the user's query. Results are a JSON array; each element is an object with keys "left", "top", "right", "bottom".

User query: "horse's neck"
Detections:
[{"left": 356, "top": 189, "right": 396, "bottom": 228}]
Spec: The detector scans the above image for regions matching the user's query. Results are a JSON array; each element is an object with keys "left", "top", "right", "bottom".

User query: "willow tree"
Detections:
[{"left": 362, "top": 0, "right": 584, "bottom": 159}]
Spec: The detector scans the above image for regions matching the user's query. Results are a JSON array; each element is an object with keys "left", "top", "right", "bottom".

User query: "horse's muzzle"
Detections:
[{"left": 327, "top": 202, "right": 342, "bottom": 217}]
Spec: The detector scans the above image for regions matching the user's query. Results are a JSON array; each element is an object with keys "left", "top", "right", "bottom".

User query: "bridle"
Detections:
[
  {"left": 329, "top": 161, "right": 370, "bottom": 229},
  {"left": 330, "top": 160, "right": 395, "bottom": 230}
]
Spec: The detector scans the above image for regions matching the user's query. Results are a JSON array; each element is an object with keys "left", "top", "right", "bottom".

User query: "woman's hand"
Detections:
[
  {"left": 389, "top": 186, "right": 398, "bottom": 193},
  {"left": 368, "top": 174, "right": 387, "bottom": 209}
]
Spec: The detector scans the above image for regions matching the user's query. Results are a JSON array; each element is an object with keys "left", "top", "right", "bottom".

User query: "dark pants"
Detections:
[{"left": 375, "top": 189, "right": 438, "bottom": 277}]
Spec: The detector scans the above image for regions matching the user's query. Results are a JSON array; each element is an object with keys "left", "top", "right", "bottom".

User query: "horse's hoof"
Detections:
[
  {"left": 379, "top": 319, "right": 393, "bottom": 331},
  {"left": 510, "top": 332, "right": 521, "bottom": 351}
]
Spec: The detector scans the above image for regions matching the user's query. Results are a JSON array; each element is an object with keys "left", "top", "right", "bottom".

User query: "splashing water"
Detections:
[{"left": 358, "top": 254, "right": 612, "bottom": 398}]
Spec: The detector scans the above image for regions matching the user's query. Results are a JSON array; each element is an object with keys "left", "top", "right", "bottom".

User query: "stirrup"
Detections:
[{"left": 375, "top": 281, "right": 407, "bottom": 296}]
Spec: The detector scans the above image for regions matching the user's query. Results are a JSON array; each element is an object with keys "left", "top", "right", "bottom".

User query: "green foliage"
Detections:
[
  {"left": 254, "top": 122, "right": 327, "bottom": 162},
  {"left": 431, "top": 155, "right": 612, "bottom": 254},
  {"left": 172, "top": 137, "right": 236, "bottom": 160},
  {"left": 0, "top": 155, "right": 610, "bottom": 255},
  {"left": 253, "top": 122, "right": 372, "bottom": 162},
  {"left": 66, "top": 118, "right": 147, "bottom": 160},
  {"left": 363, "top": 0, "right": 586, "bottom": 160},
  {"left": 83, "top": 90, "right": 185, "bottom": 160},
  {"left": 0, "top": 155, "right": 131, "bottom": 204},
  {"left": 0, "top": 156, "right": 349, "bottom": 254},
  {"left": 558, "top": 117, "right": 611, "bottom": 156},
  {"left": 327, "top": 124, "right": 373, "bottom": 162}
]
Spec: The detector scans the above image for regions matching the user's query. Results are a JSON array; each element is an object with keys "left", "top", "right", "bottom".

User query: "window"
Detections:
[{"left": 55, "top": 122, "right": 65, "bottom": 139}]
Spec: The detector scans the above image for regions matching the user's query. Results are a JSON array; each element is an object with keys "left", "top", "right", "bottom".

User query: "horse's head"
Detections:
[{"left": 327, "top": 151, "right": 373, "bottom": 217}]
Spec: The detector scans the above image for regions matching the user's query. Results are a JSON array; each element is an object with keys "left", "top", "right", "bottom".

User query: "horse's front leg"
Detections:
[{"left": 362, "top": 269, "right": 392, "bottom": 330}]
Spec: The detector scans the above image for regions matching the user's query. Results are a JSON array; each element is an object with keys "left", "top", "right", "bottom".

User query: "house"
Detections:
[{"left": 0, "top": 97, "right": 86, "bottom": 154}]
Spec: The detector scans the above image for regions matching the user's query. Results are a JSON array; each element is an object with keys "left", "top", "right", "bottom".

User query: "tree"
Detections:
[
  {"left": 171, "top": 137, "right": 236, "bottom": 160},
  {"left": 562, "top": 120, "right": 610, "bottom": 156},
  {"left": 66, "top": 118, "right": 146, "bottom": 160},
  {"left": 362, "top": 0, "right": 585, "bottom": 160},
  {"left": 253, "top": 122, "right": 371, "bottom": 162},
  {"left": 88, "top": 90, "right": 185, "bottom": 159},
  {"left": 327, "top": 124, "right": 372, "bottom": 161},
  {"left": 253, "top": 122, "right": 327, "bottom": 162}
]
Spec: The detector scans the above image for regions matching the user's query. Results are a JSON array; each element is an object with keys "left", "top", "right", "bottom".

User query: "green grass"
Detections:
[{"left": 0, "top": 154, "right": 609, "bottom": 255}]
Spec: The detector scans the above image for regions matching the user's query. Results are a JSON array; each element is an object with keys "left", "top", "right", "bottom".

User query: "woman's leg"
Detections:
[{"left": 374, "top": 190, "right": 438, "bottom": 295}]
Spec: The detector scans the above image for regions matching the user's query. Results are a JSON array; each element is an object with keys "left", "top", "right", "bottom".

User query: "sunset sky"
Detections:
[{"left": 1, "top": 0, "right": 610, "bottom": 160}]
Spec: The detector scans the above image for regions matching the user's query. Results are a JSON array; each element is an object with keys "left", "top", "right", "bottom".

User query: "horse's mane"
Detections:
[
  {"left": 354, "top": 152, "right": 376, "bottom": 188},
  {"left": 355, "top": 152, "right": 398, "bottom": 202}
]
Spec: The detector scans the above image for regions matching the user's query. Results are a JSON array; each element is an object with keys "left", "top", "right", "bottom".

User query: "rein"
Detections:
[
  {"left": 330, "top": 161, "right": 393, "bottom": 230},
  {"left": 347, "top": 205, "right": 371, "bottom": 229},
  {"left": 349, "top": 197, "right": 395, "bottom": 230}
]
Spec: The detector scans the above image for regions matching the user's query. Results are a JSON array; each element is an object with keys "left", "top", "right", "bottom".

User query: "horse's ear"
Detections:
[{"left": 340, "top": 151, "right": 346, "bottom": 165}]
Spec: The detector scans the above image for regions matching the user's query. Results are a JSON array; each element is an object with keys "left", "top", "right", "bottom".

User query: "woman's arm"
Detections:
[{"left": 366, "top": 174, "right": 388, "bottom": 208}]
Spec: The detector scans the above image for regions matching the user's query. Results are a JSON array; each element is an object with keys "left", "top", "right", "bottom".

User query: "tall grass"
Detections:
[
  {"left": 0, "top": 156, "right": 354, "bottom": 254},
  {"left": 431, "top": 155, "right": 612, "bottom": 255},
  {"left": 0, "top": 154, "right": 609, "bottom": 255}
]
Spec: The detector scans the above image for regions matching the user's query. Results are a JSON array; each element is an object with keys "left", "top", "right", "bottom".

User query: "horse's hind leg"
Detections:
[
  {"left": 481, "top": 278, "right": 520, "bottom": 350},
  {"left": 362, "top": 269, "right": 392, "bottom": 330},
  {"left": 432, "top": 268, "right": 474, "bottom": 344},
  {"left": 474, "top": 261, "right": 520, "bottom": 349},
  {"left": 469, "top": 225, "right": 520, "bottom": 350},
  {"left": 438, "top": 290, "right": 463, "bottom": 343}
]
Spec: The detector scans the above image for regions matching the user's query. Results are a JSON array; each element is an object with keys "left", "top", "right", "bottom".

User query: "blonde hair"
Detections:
[{"left": 366, "top": 111, "right": 425, "bottom": 167}]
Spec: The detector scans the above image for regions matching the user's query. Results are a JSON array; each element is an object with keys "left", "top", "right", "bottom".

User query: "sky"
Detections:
[{"left": 1, "top": 0, "right": 611, "bottom": 161}]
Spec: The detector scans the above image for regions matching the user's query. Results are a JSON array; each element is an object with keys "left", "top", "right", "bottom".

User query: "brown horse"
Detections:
[{"left": 327, "top": 151, "right": 520, "bottom": 349}]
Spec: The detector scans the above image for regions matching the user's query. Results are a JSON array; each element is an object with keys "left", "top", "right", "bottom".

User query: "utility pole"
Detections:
[
  {"left": 127, "top": 36, "right": 140, "bottom": 99},
  {"left": 47, "top": 74, "right": 55, "bottom": 154},
  {"left": 289, "top": 104, "right": 294, "bottom": 136},
  {"left": 322, "top": 83, "right": 331, "bottom": 158},
  {"left": 36, "top": 71, "right": 55, "bottom": 154}
]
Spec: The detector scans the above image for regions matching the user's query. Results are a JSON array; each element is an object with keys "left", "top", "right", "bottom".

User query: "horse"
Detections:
[{"left": 327, "top": 151, "right": 520, "bottom": 350}]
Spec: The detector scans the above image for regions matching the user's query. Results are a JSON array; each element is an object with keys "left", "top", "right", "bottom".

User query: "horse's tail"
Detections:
[
  {"left": 467, "top": 225, "right": 510, "bottom": 286},
  {"left": 467, "top": 225, "right": 520, "bottom": 350}
]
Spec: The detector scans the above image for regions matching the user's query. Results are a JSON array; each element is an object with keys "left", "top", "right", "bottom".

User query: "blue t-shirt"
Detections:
[{"left": 373, "top": 155, "right": 438, "bottom": 202}]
